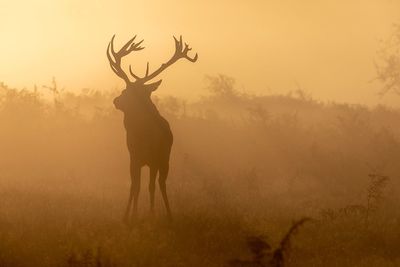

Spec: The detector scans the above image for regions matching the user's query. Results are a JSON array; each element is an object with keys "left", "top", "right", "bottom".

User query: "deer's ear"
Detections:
[{"left": 146, "top": 80, "right": 162, "bottom": 92}]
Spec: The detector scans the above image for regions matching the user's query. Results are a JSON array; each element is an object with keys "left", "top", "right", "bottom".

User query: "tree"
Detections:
[
  {"left": 374, "top": 24, "right": 400, "bottom": 96},
  {"left": 204, "top": 74, "right": 238, "bottom": 98}
]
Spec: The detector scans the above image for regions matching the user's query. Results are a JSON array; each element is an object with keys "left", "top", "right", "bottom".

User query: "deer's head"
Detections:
[{"left": 107, "top": 35, "right": 198, "bottom": 113}]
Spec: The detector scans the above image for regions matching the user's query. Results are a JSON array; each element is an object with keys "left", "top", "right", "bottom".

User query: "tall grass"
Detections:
[{"left": 1, "top": 76, "right": 400, "bottom": 266}]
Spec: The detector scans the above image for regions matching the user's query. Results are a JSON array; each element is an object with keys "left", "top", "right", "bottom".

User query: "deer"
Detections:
[{"left": 106, "top": 34, "right": 197, "bottom": 223}]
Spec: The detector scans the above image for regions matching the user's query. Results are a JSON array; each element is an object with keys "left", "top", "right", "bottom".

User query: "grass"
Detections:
[{"left": 1, "top": 77, "right": 400, "bottom": 266}]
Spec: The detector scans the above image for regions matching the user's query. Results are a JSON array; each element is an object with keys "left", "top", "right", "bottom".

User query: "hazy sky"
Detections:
[{"left": 1, "top": 0, "right": 400, "bottom": 106}]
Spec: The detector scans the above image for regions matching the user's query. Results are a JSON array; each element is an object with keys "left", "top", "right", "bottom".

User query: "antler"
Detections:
[
  {"left": 129, "top": 35, "right": 198, "bottom": 84},
  {"left": 106, "top": 35, "right": 144, "bottom": 84}
]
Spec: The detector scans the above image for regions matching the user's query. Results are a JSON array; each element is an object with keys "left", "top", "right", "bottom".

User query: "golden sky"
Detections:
[{"left": 1, "top": 0, "right": 400, "bottom": 106}]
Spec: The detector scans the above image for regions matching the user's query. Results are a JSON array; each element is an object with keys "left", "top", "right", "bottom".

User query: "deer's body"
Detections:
[
  {"left": 124, "top": 112, "right": 173, "bottom": 167},
  {"left": 107, "top": 35, "right": 197, "bottom": 223},
  {"left": 116, "top": 90, "right": 173, "bottom": 166}
]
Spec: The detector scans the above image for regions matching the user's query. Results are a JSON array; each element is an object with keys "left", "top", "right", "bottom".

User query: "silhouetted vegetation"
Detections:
[
  {"left": 375, "top": 23, "right": 400, "bottom": 96},
  {"left": 1, "top": 75, "right": 400, "bottom": 266},
  {"left": 230, "top": 218, "right": 311, "bottom": 267}
]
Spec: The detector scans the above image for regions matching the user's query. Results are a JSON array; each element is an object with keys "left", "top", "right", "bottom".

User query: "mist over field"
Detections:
[
  {"left": 1, "top": 73, "right": 400, "bottom": 266},
  {"left": 2, "top": 1, "right": 400, "bottom": 266}
]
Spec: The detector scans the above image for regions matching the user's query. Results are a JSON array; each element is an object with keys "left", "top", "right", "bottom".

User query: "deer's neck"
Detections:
[{"left": 123, "top": 105, "right": 165, "bottom": 132}]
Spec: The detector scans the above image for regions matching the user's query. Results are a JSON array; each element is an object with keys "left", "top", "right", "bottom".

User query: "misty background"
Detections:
[
  {"left": 1, "top": 73, "right": 400, "bottom": 265},
  {"left": 1, "top": 1, "right": 400, "bottom": 266},
  {"left": 1, "top": 0, "right": 400, "bottom": 106}
]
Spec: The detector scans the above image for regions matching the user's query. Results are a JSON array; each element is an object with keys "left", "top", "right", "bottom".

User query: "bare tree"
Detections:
[{"left": 374, "top": 24, "right": 400, "bottom": 96}]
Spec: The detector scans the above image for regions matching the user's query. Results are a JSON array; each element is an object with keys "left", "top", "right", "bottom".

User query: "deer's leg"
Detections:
[
  {"left": 130, "top": 161, "right": 141, "bottom": 221},
  {"left": 124, "top": 179, "right": 134, "bottom": 224},
  {"left": 149, "top": 166, "right": 158, "bottom": 214},
  {"left": 159, "top": 163, "right": 172, "bottom": 219},
  {"left": 124, "top": 160, "right": 141, "bottom": 223}
]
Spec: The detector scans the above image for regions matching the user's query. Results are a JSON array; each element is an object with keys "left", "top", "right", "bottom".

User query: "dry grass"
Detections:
[{"left": 1, "top": 76, "right": 400, "bottom": 266}]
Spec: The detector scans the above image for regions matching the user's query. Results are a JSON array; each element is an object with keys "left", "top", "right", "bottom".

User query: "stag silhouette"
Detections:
[{"left": 107, "top": 34, "right": 197, "bottom": 223}]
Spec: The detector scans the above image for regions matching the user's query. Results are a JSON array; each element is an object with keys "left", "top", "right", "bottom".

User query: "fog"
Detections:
[
  {"left": 1, "top": 0, "right": 400, "bottom": 105},
  {"left": 1, "top": 1, "right": 400, "bottom": 266},
  {"left": 1, "top": 74, "right": 400, "bottom": 266}
]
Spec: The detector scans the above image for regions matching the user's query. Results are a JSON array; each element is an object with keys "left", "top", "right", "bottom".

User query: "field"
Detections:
[{"left": 1, "top": 76, "right": 400, "bottom": 266}]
